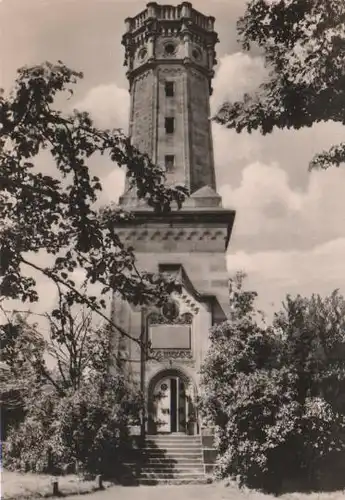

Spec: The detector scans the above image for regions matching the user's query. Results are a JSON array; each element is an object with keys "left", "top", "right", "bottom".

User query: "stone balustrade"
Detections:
[{"left": 124, "top": 2, "right": 215, "bottom": 33}]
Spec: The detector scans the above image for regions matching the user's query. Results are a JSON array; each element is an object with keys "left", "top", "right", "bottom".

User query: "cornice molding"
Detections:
[
  {"left": 127, "top": 58, "right": 213, "bottom": 83},
  {"left": 115, "top": 208, "right": 235, "bottom": 249},
  {"left": 117, "top": 226, "right": 227, "bottom": 245}
]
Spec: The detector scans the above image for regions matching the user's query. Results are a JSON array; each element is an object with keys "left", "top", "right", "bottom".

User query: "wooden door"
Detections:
[{"left": 154, "top": 377, "right": 171, "bottom": 433}]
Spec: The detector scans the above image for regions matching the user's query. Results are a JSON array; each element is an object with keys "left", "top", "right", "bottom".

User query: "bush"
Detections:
[
  {"left": 2, "top": 311, "right": 143, "bottom": 478},
  {"left": 200, "top": 275, "right": 345, "bottom": 492},
  {"left": 4, "top": 373, "right": 141, "bottom": 477}
]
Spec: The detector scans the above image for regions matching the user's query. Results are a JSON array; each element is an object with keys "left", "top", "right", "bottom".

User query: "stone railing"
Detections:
[
  {"left": 134, "top": 9, "right": 149, "bottom": 29},
  {"left": 125, "top": 3, "right": 215, "bottom": 33},
  {"left": 191, "top": 10, "right": 214, "bottom": 31},
  {"left": 157, "top": 4, "right": 182, "bottom": 20}
]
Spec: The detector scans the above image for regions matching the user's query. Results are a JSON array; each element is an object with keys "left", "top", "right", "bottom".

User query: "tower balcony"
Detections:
[{"left": 124, "top": 2, "right": 215, "bottom": 34}]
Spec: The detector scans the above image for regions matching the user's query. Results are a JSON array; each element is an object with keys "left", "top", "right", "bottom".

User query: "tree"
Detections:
[
  {"left": 1, "top": 303, "right": 116, "bottom": 399},
  {"left": 0, "top": 62, "right": 188, "bottom": 474},
  {"left": 0, "top": 62, "right": 187, "bottom": 343},
  {"left": 200, "top": 274, "right": 345, "bottom": 492},
  {"left": 2, "top": 308, "right": 142, "bottom": 476},
  {"left": 200, "top": 273, "right": 284, "bottom": 491},
  {"left": 0, "top": 313, "right": 43, "bottom": 440},
  {"left": 215, "top": 0, "right": 345, "bottom": 170}
]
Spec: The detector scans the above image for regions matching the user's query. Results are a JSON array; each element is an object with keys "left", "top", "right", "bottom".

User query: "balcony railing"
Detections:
[{"left": 125, "top": 4, "right": 214, "bottom": 33}]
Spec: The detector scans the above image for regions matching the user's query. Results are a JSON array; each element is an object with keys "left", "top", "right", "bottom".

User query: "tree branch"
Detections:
[{"left": 19, "top": 255, "right": 145, "bottom": 348}]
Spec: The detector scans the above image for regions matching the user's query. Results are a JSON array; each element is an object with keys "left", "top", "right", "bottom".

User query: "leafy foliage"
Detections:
[
  {"left": 0, "top": 62, "right": 187, "bottom": 341},
  {"left": 3, "top": 371, "right": 140, "bottom": 476},
  {"left": 0, "top": 314, "right": 47, "bottom": 407},
  {"left": 2, "top": 310, "right": 142, "bottom": 476},
  {"left": 215, "top": 0, "right": 345, "bottom": 169},
  {"left": 0, "top": 61, "right": 190, "bottom": 474},
  {"left": 200, "top": 274, "right": 345, "bottom": 492}
]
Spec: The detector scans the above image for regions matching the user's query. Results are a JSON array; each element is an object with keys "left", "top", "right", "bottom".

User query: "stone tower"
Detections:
[
  {"left": 114, "top": 2, "right": 235, "bottom": 437},
  {"left": 121, "top": 1, "right": 218, "bottom": 200}
]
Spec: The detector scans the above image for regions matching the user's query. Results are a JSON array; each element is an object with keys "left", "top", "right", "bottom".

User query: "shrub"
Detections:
[
  {"left": 200, "top": 275, "right": 345, "bottom": 492},
  {"left": 2, "top": 311, "right": 143, "bottom": 477},
  {"left": 4, "top": 372, "right": 141, "bottom": 476}
]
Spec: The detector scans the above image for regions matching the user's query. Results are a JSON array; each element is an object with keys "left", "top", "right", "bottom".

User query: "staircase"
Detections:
[{"left": 124, "top": 434, "right": 207, "bottom": 485}]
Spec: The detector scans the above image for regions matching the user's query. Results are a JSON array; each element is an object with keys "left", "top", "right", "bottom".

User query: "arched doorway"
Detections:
[{"left": 147, "top": 369, "right": 198, "bottom": 435}]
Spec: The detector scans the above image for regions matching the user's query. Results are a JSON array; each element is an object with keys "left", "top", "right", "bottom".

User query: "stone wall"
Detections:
[
  {"left": 156, "top": 66, "right": 189, "bottom": 186},
  {"left": 130, "top": 70, "right": 155, "bottom": 157},
  {"left": 187, "top": 69, "right": 215, "bottom": 191},
  {"left": 136, "top": 250, "right": 229, "bottom": 310},
  {"left": 127, "top": 62, "right": 217, "bottom": 195}
]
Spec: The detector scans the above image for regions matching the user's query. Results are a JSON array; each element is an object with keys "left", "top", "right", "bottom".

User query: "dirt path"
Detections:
[
  {"left": 61, "top": 484, "right": 345, "bottom": 500},
  {"left": 62, "top": 484, "right": 247, "bottom": 500}
]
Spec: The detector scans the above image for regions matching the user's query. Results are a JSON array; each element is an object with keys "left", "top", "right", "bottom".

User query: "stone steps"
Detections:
[
  {"left": 140, "top": 464, "right": 204, "bottom": 472},
  {"left": 139, "top": 477, "right": 209, "bottom": 485},
  {"left": 139, "top": 452, "right": 203, "bottom": 459},
  {"left": 125, "top": 434, "right": 207, "bottom": 485}
]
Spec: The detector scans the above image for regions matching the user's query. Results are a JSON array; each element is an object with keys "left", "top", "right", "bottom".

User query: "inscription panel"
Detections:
[{"left": 150, "top": 324, "right": 191, "bottom": 349}]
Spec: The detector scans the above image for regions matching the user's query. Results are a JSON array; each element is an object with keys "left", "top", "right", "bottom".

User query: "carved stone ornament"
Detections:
[
  {"left": 154, "top": 349, "right": 193, "bottom": 360},
  {"left": 148, "top": 311, "right": 193, "bottom": 325},
  {"left": 117, "top": 227, "right": 226, "bottom": 244},
  {"left": 158, "top": 66, "right": 184, "bottom": 75},
  {"left": 137, "top": 46, "right": 148, "bottom": 61}
]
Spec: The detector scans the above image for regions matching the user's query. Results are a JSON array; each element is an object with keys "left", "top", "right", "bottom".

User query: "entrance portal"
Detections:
[
  {"left": 148, "top": 369, "right": 198, "bottom": 435},
  {"left": 153, "top": 376, "right": 187, "bottom": 433}
]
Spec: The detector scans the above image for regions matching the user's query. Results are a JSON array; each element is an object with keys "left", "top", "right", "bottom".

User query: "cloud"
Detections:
[
  {"left": 211, "top": 52, "right": 267, "bottom": 114},
  {"left": 219, "top": 153, "right": 345, "bottom": 252},
  {"left": 211, "top": 52, "right": 345, "bottom": 188},
  {"left": 74, "top": 84, "right": 130, "bottom": 131},
  {"left": 212, "top": 51, "right": 345, "bottom": 254},
  {"left": 3, "top": 45, "right": 345, "bottom": 322},
  {"left": 96, "top": 168, "right": 125, "bottom": 207},
  {"left": 73, "top": 84, "right": 129, "bottom": 205},
  {"left": 211, "top": 51, "right": 345, "bottom": 313},
  {"left": 227, "top": 238, "right": 345, "bottom": 316},
  {"left": 212, "top": 122, "right": 262, "bottom": 163}
]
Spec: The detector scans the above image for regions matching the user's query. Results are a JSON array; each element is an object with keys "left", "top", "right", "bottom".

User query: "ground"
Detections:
[
  {"left": 3, "top": 471, "right": 345, "bottom": 500},
  {"left": 61, "top": 484, "right": 345, "bottom": 500},
  {"left": 2, "top": 470, "right": 112, "bottom": 499}
]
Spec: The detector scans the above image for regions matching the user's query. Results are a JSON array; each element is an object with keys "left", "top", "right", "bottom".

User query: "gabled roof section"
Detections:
[{"left": 159, "top": 263, "right": 227, "bottom": 324}]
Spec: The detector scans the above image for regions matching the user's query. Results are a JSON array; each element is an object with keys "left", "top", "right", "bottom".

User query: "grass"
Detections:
[{"left": 1, "top": 469, "right": 112, "bottom": 499}]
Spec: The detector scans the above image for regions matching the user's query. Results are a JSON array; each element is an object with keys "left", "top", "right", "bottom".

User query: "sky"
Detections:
[{"left": 1, "top": 0, "right": 345, "bottom": 320}]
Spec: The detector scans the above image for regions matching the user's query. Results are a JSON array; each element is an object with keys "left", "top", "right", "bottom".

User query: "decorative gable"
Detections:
[{"left": 145, "top": 263, "right": 226, "bottom": 364}]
